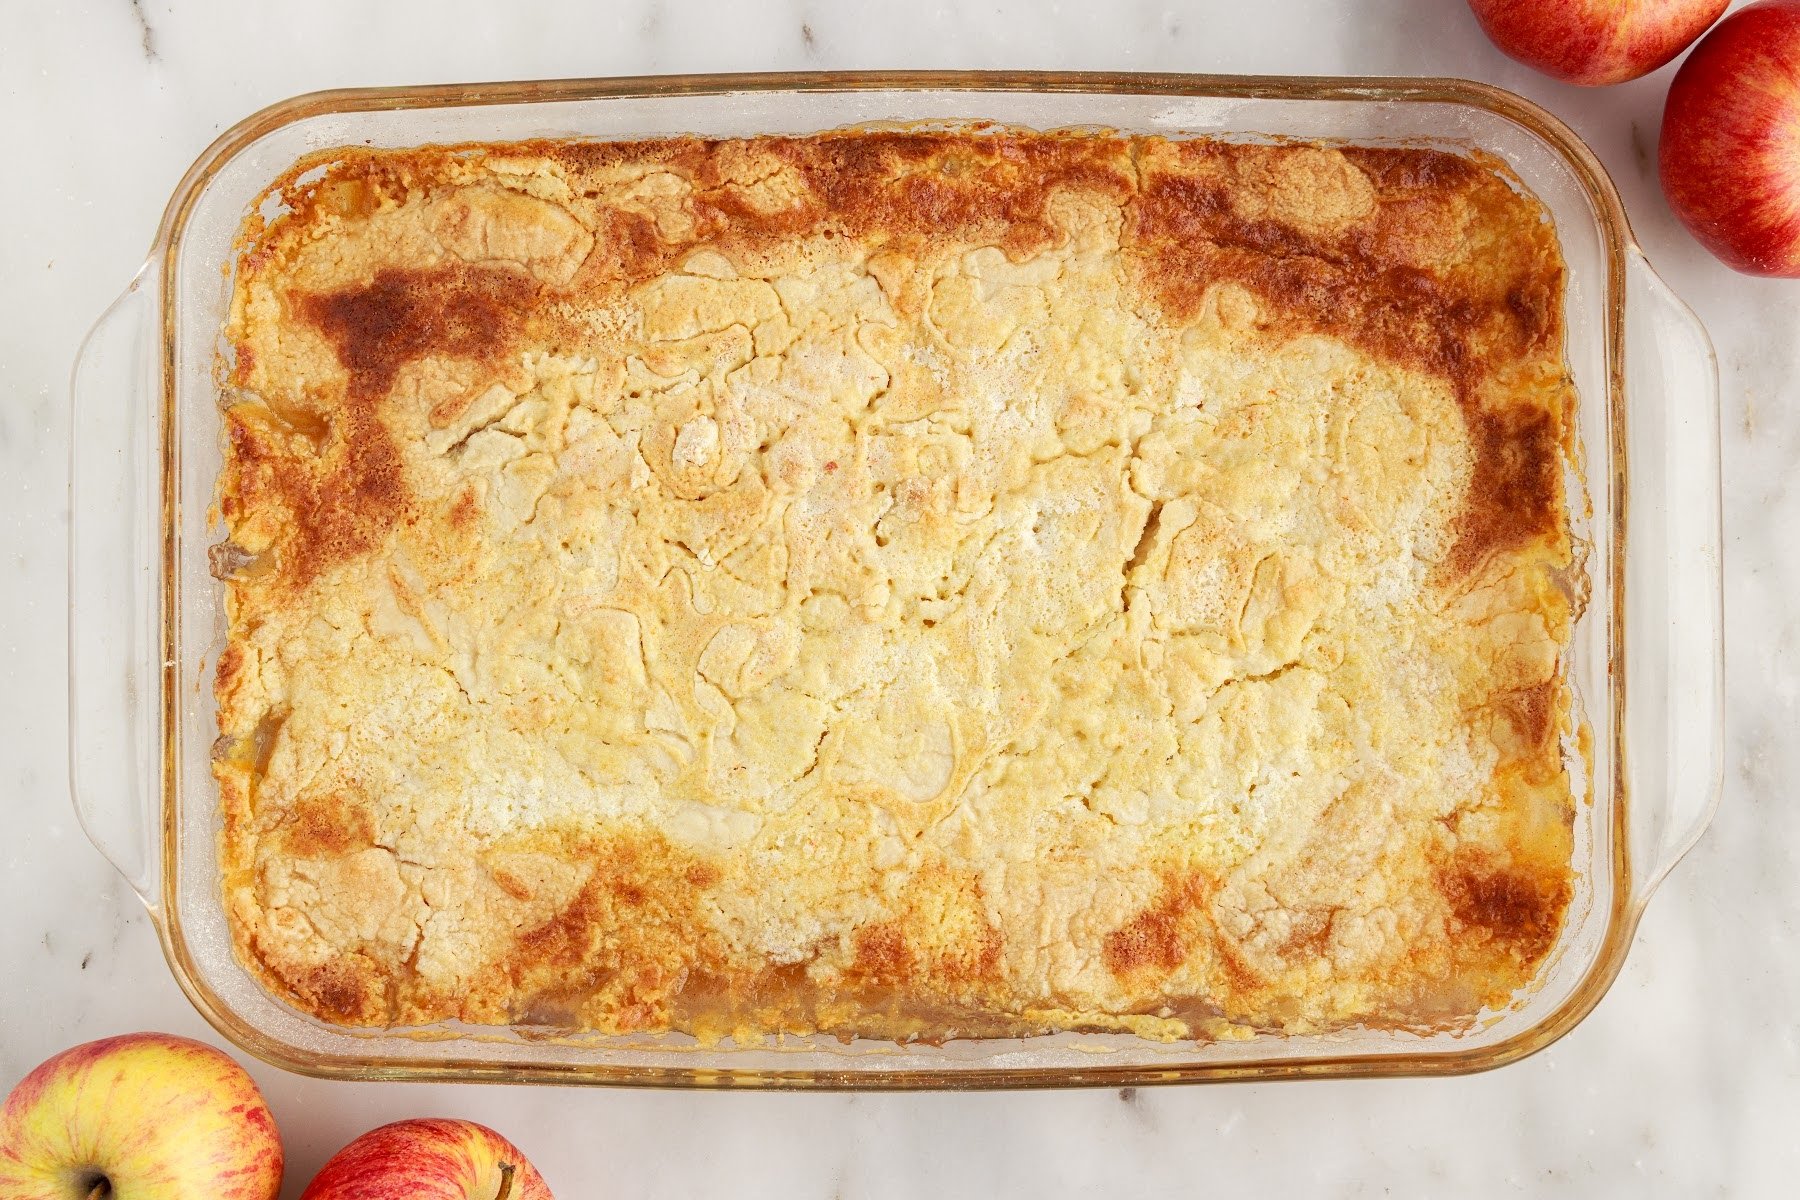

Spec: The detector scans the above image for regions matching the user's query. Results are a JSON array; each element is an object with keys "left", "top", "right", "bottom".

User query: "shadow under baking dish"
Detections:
[{"left": 66, "top": 72, "right": 1723, "bottom": 1088}]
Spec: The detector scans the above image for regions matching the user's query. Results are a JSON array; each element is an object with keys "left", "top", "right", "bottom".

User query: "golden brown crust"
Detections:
[
  {"left": 214, "top": 130, "right": 1577, "bottom": 1041},
  {"left": 1126, "top": 141, "right": 1567, "bottom": 582}
]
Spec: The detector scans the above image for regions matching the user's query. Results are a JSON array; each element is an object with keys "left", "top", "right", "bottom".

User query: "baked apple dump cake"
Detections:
[{"left": 213, "top": 131, "right": 1578, "bottom": 1040}]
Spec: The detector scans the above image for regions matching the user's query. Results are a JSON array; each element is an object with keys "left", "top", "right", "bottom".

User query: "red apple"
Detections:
[
  {"left": 1467, "top": 0, "right": 1728, "bottom": 85},
  {"left": 299, "top": 1119, "right": 553, "bottom": 1200},
  {"left": 1661, "top": 0, "right": 1800, "bottom": 275},
  {"left": 0, "top": 1033, "right": 283, "bottom": 1200}
]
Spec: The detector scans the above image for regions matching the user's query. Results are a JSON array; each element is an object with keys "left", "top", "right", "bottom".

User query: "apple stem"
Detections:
[
  {"left": 494, "top": 1163, "right": 516, "bottom": 1200},
  {"left": 86, "top": 1183, "right": 109, "bottom": 1200}
]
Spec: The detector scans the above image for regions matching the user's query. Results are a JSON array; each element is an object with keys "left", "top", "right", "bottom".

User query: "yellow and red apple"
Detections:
[
  {"left": 1467, "top": 0, "right": 1728, "bottom": 85},
  {"left": 0, "top": 1033, "right": 282, "bottom": 1200},
  {"left": 299, "top": 1119, "right": 553, "bottom": 1200},
  {"left": 1661, "top": 0, "right": 1800, "bottom": 275}
]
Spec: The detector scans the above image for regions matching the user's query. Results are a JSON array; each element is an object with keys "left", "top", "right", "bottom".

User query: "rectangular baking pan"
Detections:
[{"left": 68, "top": 71, "right": 1723, "bottom": 1087}]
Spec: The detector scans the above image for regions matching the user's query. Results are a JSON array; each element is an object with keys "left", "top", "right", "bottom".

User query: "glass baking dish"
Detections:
[{"left": 68, "top": 72, "right": 1723, "bottom": 1088}]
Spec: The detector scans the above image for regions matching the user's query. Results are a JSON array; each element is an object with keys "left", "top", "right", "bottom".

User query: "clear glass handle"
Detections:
[
  {"left": 1622, "top": 249, "right": 1724, "bottom": 911},
  {"left": 68, "top": 268, "right": 163, "bottom": 912}
]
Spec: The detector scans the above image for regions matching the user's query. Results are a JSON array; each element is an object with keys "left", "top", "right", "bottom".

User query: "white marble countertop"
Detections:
[{"left": 3, "top": 0, "right": 1795, "bottom": 1194}]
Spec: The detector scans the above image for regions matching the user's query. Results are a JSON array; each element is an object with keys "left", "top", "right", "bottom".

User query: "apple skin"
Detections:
[
  {"left": 1467, "top": 0, "right": 1728, "bottom": 85},
  {"left": 0, "top": 1033, "right": 283, "bottom": 1200},
  {"left": 1660, "top": 0, "right": 1800, "bottom": 275},
  {"left": 299, "top": 1120, "right": 553, "bottom": 1200}
]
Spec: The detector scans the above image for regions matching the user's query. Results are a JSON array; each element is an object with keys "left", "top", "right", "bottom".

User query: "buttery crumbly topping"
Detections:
[{"left": 213, "top": 132, "right": 1577, "bottom": 1040}]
